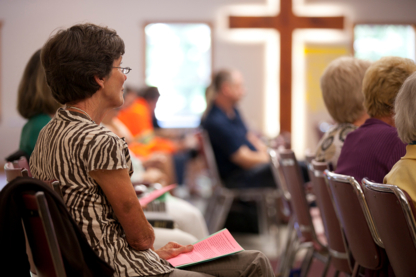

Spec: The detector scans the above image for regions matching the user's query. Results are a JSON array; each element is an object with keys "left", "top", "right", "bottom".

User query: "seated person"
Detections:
[
  {"left": 103, "top": 106, "right": 176, "bottom": 182},
  {"left": 315, "top": 57, "right": 371, "bottom": 170},
  {"left": 139, "top": 86, "right": 199, "bottom": 186},
  {"left": 16, "top": 49, "right": 61, "bottom": 159},
  {"left": 117, "top": 86, "right": 177, "bottom": 157},
  {"left": 336, "top": 56, "right": 416, "bottom": 183},
  {"left": 119, "top": 86, "right": 197, "bottom": 185},
  {"left": 30, "top": 23, "right": 274, "bottom": 277},
  {"left": 201, "top": 69, "right": 275, "bottom": 189},
  {"left": 384, "top": 72, "right": 416, "bottom": 206}
]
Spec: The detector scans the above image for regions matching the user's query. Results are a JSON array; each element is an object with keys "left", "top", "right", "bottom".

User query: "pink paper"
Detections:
[
  {"left": 139, "top": 184, "right": 177, "bottom": 206},
  {"left": 167, "top": 229, "right": 243, "bottom": 267}
]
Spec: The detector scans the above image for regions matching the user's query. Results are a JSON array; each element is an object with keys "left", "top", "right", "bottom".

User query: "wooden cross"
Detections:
[{"left": 229, "top": 0, "right": 344, "bottom": 133}]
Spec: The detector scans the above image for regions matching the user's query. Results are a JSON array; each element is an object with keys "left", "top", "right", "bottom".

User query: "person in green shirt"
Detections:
[{"left": 17, "top": 49, "right": 61, "bottom": 157}]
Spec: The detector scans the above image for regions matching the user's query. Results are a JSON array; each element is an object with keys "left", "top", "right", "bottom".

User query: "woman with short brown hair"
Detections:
[{"left": 30, "top": 23, "right": 274, "bottom": 277}]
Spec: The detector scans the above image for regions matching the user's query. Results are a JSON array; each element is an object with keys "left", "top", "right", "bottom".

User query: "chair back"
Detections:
[
  {"left": 19, "top": 191, "right": 67, "bottom": 277},
  {"left": 196, "top": 130, "right": 223, "bottom": 188},
  {"left": 13, "top": 156, "right": 32, "bottom": 177},
  {"left": 44, "top": 180, "right": 63, "bottom": 199},
  {"left": 304, "top": 151, "right": 315, "bottom": 183},
  {"left": 362, "top": 178, "right": 416, "bottom": 276},
  {"left": 325, "top": 170, "right": 384, "bottom": 270},
  {"left": 268, "top": 148, "right": 291, "bottom": 217},
  {"left": 196, "top": 130, "right": 234, "bottom": 233},
  {"left": 4, "top": 162, "right": 29, "bottom": 182},
  {"left": 311, "top": 160, "right": 353, "bottom": 273},
  {"left": 278, "top": 149, "right": 317, "bottom": 242}
]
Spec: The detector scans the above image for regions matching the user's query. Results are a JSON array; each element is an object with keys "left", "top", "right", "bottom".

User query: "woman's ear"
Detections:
[{"left": 94, "top": 75, "right": 105, "bottom": 89}]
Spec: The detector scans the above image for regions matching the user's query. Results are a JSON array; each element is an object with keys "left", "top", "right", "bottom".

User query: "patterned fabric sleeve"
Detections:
[{"left": 86, "top": 132, "right": 133, "bottom": 176}]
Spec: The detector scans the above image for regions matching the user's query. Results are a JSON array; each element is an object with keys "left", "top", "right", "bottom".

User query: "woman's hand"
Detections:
[{"left": 155, "top": 242, "right": 194, "bottom": 260}]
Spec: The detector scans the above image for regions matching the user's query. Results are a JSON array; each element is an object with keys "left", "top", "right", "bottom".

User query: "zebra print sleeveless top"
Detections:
[{"left": 30, "top": 108, "right": 172, "bottom": 276}]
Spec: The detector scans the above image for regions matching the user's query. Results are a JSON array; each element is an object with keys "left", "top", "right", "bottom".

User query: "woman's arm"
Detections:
[{"left": 89, "top": 168, "right": 155, "bottom": 251}]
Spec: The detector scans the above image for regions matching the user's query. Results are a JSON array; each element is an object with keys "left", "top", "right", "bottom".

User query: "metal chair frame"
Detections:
[
  {"left": 276, "top": 149, "right": 330, "bottom": 277},
  {"left": 362, "top": 178, "right": 416, "bottom": 248},
  {"left": 362, "top": 178, "right": 416, "bottom": 276},
  {"left": 310, "top": 160, "right": 354, "bottom": 276},
  {"left": 325, "top": 171, "right": 383, "bottom": 248},
  {"left": 268, "top": 148, "right": 295, "bottom": 274},
  {"left": 325, "top": 171, "right": 386, "bottom": 276}
]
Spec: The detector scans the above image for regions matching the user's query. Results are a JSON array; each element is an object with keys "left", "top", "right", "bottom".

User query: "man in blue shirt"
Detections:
[{"left": 202, "top": 70, "right": 276, "bottom": 189}]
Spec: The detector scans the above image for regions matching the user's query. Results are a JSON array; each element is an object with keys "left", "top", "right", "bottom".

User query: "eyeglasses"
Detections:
[{"left": 113, "top": 67, "right": 132, "bottom": 74}]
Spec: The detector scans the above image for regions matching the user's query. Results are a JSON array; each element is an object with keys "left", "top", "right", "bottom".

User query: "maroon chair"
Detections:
[
  {"left": 269, "top": 148, "right": 296, "bottom": 275},
  {"left": 325, "top": 171, "right": 386, "bottom": 275},
  {"left": 310, "top": 160, "right": 354, "bottom": 275},
  {"left": 362, "top": 178, "right": 416, "bottom": 277},
  {"left": 278, "top": 149, "right": 330, "bottom": 277},
  {"left": 20, "top": 191, "right": 67, "bottom": 277}
]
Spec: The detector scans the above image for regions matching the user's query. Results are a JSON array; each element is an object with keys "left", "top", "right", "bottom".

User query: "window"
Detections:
[
  {"left": 354, "top": 24, "right": 415, "bottom": 61},
  {"left": 145, "top": 23, "right": 212, "bottom": 128}
]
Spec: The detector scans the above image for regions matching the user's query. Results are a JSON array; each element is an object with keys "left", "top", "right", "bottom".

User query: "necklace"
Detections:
[{"left": 66, "top": 105, "right": 95, "bottom": 123}]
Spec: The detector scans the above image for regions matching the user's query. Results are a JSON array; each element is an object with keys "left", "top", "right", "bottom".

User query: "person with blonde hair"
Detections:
[
  {"left": 315, "top": 57, "right": 371, "bottom": 170},
  {"left": 17, "top": 49, "right": 61, "bottom": 158},
  {"left": 336, "top": 56, "right": 416, "bottom": 184},
  {"left": 384, "top": 72, "right": 416, "bottom": 206}
]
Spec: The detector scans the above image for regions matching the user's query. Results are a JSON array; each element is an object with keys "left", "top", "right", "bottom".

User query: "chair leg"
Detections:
[
  {"left": 333, "top": 270, "right": 339, "bottom": 277},
  {"left": 257, "top": 195, "right": 269, "bottom": 236},
  {"left": 300, "top": 247, "right": 314, "bottom": 277},
  {"left": 280, "top": 223, "right": 300, "bottom": 277},
  {"left": 320, "top": 255, "right": 331, "bottom": 277},
  {"left": 204, "top": 186, "right": 220, "bottom": 230},
  {"left": 206, "top": 188, "right": 235, "bottom": 233},
  {"left": 282, "top": 240, "right": 299, "bottom": 277},
  {"left": 276, "top": 217, "right": 296, "bottom": 274},
  {"left": 352, "top": 263, "right": 360, "bottom": 277}
]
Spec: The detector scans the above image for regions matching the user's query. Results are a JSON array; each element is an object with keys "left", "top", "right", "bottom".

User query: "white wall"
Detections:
[{"left": 0, "top": 0, "right": 416, "bottom": 161}]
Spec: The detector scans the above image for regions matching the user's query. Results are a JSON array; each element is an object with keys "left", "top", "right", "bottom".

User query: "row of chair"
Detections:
[{"left": 272, "top": 148, "right": 416, "bottom": 277}]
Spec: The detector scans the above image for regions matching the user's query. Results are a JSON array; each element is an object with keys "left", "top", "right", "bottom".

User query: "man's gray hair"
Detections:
[{"left": 213, "top": 69, "right": 234, "bottom": 93}]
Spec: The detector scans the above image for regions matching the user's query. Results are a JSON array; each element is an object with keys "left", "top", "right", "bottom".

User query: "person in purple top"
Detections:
[{"left": 336, "top": 56, "right": 416, "bottom": 184}]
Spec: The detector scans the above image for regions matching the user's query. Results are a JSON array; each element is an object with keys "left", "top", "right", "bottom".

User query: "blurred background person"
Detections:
[
  {"left": 6, "top": 49, "right": 61, "bottom": 162},
  {"left": 315, "top": 56, "right": 371, "bottom": 170},
  {"left": 202, "top": 69, "right": 274, "bottom": 189},
  {"left": 384, "top": 71, "right": 416, "bottom": 206}
]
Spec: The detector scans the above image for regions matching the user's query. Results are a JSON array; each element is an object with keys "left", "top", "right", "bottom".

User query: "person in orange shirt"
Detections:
[{"left": 118, "top": 86, "right": 176, "bottom": 157}]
